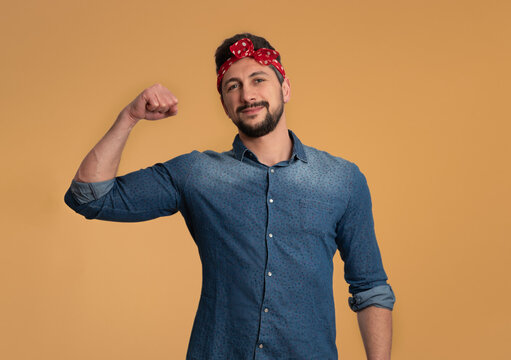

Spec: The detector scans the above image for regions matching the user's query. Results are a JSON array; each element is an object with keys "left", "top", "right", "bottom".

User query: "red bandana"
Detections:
[{"left": 217, "top": 38, "right": 286, "bottom": 93}]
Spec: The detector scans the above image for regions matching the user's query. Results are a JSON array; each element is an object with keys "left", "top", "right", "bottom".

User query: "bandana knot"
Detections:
[{"left": 217, "top": 38, "right": 286, "bottom": 93}]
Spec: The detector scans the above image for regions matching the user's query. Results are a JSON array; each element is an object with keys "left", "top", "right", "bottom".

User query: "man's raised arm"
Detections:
[
  {"left": 73, "top": 83, "right": 178, "bottom": 183},
  {"left": 64, "top": 84, "right": 195, "bottom": 222}
]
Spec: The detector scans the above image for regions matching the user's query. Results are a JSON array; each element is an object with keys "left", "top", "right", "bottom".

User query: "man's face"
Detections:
[{"left": 221, "top": 57, "right": 290, "bottom": 138}]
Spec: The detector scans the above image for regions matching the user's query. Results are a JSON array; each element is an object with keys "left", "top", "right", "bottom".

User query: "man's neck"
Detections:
[{"left": 238, "top": 118, "right": 293, "bottom": 167}]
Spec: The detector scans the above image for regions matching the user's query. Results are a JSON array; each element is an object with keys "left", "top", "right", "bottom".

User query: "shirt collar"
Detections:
[{"left": 232, "top": 129, "right": 308, "bottom": 163}]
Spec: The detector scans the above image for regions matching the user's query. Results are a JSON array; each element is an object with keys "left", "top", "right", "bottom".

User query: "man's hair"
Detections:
[{"left": 214, "top": 33, "right": 285, "bottom": 87}]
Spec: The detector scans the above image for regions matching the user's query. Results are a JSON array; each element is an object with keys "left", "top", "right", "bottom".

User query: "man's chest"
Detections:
[{"left": 180, "top": 158, "right": 349, "bottom": 254}]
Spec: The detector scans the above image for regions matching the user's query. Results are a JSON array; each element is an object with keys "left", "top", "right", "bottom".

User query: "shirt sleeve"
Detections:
[
  {"left": 335, "top": 163, "right": 396, "bottom": 312},
  {"left": 64, "top": 151, "right": 199, "bottom": 222},
  {"left": 69, "top": 178, "right": 116, "bottom": 204}
]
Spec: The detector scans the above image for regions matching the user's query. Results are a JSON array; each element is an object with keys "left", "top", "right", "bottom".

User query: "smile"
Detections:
[{"left": 241, "top": 106, "right": 264, "bottom": 114}]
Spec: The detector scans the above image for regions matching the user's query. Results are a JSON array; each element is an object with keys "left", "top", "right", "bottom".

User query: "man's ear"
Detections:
[{"left": 282, "top": 77, "right": 291, "bottom": 103}]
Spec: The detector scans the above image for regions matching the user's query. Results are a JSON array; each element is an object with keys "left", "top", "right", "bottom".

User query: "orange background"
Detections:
[{"left": 1, "top": 0, "right": 510, "bottom": 359}]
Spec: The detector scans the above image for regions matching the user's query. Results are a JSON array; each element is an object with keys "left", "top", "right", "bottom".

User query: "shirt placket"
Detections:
[{"left": 254, "top": 165, "right": 279, "bottom": 359}]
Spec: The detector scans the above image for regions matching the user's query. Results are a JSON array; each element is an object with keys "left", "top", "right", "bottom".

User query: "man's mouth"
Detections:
[
  {"left": 237, "top": 102, "right": 269, "bottom": 114},
  {"left": 241, "top": 106, "right": 264, "bottom": 114}
]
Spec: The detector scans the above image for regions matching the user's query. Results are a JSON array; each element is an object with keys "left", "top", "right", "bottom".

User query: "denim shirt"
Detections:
[{"left": 64, "top": 130, "right": 395, "bottom": 360}]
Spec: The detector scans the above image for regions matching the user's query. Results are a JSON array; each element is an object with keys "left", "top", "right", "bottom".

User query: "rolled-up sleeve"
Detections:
[
  {"left": 69, "top": 178, "right": 115, "bottom": 204},
  {"left": 64, "top": 151, "right": 199, "bottom": 222},
  {"left": 335, "top": 163, "right": 396, "bottom": 312},
  {"left": 348, "top": 284, "right": 395, "bottom": 311}
]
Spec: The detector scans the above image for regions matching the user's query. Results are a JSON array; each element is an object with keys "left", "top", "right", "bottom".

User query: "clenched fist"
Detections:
[{"left": 125, "top": 83, "right": 178, "bottom": 122}]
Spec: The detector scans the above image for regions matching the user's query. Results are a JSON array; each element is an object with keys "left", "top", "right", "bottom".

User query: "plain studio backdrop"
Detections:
[{"left": 0, "top": 0, "right": 509, "bottom": 359}]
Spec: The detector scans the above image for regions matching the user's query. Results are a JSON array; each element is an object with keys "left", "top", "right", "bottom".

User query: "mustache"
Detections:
[{"left": 237, "top": 101, "right": 269, "bottom": 114}]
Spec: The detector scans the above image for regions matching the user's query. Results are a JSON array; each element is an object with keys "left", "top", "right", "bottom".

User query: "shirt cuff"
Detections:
[
  {"left": 69, "top": 179, "right": 115, "bottom": 205},
  {"left": 348, "top": 284, "right": 396, "bottom": 312}
]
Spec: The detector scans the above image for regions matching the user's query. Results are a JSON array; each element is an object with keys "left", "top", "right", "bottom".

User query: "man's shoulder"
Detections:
[
  {"left": 162, "top": 148, "right": 232, "bottom": 163},
  {"left": 161, "top": 148, "right": 238, "bottom": 172},
  {"left": 302, "top": 143, "right": 359, "bottom": 173},
  {"left": 189, "top": 149, "right": 237, "bottom": 166}
]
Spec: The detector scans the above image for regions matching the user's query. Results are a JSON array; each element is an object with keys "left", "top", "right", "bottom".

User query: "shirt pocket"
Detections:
[{"left": 299, "top": 198, "right": 336, "bottom": 237}]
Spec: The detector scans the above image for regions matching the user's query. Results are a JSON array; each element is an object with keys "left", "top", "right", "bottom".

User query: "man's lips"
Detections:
[{"left": 240, "top": 106, "right": 264, "bottom": 114}]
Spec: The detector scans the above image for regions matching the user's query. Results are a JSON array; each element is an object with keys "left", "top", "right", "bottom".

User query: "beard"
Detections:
[{"left": 232, "top": 94, "right": 284, "bottom": 138}]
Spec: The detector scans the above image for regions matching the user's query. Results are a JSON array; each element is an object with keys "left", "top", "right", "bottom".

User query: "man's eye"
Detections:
[
  {"left": 227, "top": 84, "right": 238, "bottom": 91},
  {"left": 255, "top": 78, "right": 265, "bottom": 83}
]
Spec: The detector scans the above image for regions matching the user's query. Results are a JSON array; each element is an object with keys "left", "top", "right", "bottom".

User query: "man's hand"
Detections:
[{"left": 125, "top": 83, "right": 179, "bottom": 122}]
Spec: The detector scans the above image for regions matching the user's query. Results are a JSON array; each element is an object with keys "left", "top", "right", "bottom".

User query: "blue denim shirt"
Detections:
[{"left": 64, "top": 130, "right": 395, "bottom": 360}]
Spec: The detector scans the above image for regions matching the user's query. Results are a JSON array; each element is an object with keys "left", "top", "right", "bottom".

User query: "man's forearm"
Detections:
[
  {"left": 73, "top": 109, "right": 138, "bottom": 183},
  {"left": 357, "top": 306, "right": 393, "bottom": 360}
]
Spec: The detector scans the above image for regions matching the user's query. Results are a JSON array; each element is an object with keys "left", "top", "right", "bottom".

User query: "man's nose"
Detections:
[{"left": 240, "top": 84, "right": 257, "bottom": 103}]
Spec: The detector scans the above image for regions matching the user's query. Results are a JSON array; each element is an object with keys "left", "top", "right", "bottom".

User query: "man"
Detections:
[{"left": 65, "top": 33, "right": 396, "bottom": 360}]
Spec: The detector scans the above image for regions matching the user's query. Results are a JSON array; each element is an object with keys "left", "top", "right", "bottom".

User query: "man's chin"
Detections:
[
  {"left": 233, "top": 106, "right": 281, "bottom": 138},
  {"left": 239, "top": 125, "right": 264, "bottom": 137},
  {"left": 237, "top": 121, "right": 278, "bottom": 138},
  {"left": 237, "top": 114, "right": 265, "bottom": 128}
]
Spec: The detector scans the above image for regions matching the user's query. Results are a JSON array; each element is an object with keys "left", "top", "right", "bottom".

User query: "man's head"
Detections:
[
  {"left": 215, "top": 33, "right": 290, "bottom": 138},
  {"left": 215, "top": 33, "right": 285, "bottom": 91}
]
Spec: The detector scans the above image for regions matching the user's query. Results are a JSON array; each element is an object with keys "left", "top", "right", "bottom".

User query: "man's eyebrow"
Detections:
[
  {"left": 223, "top": 77, "right": 241, "bottom": 87},
  {"left": 248, "top": 71, "right": 270, "bottom": 78},
  {"left": 223, "top": 71, "right": 270, "bottom": 88}
]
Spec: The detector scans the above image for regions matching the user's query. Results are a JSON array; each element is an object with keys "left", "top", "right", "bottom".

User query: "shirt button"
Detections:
[
  {"left": 268, "top": 233, "right": 273, "bottom": 238},
  {"left": 268, "top": 271, "right": 272, "bottom": 276},
  {"left": 270, "top": 169, "right": 275, "bottom": 173},
  {"left": 264, "top": 308, "right": 269, "bottom": 312},
  {"left": 269, "top": 198, "right": 274, "bottom": 203},
  {"left": 259, "top": 343, "right": 264, "bottom": 348}
]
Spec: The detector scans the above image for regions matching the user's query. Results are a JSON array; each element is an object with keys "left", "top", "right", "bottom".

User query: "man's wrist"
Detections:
[{"left": 116, "top": 108, "right": 141, "bottom": 131}]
